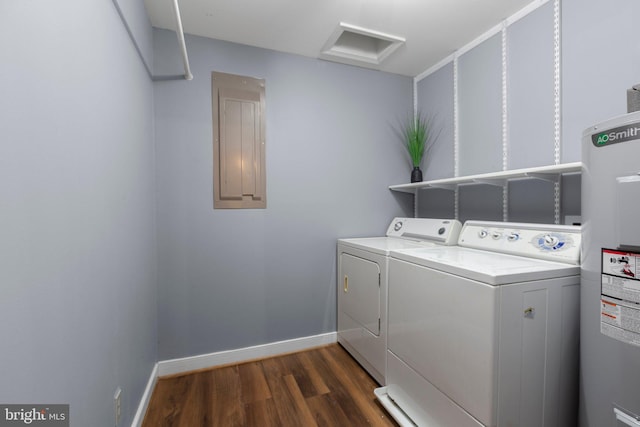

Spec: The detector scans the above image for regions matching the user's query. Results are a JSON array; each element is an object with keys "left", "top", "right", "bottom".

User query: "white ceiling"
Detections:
[{"left": 145, "top": 0, "right": 539, "bottom": 77}]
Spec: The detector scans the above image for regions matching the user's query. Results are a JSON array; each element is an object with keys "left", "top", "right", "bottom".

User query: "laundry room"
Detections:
[{"left": 2, "top": 0, "right": 640, "bottom": 426}]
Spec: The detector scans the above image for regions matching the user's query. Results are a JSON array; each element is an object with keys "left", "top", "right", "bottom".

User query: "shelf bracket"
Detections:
[
  {"left": 525, "top": 172, "right": 561, "bottom": 183},
  {"left": 428, "top": 183, "right": 457, "bottom": 191},
  {"left": 473, "top": 178, "right": 508, "bottom": 187}
]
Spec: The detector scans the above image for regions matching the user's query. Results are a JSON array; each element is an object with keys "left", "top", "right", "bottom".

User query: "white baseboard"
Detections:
[
  {"left": 130, "top": 363, "right": 158, "bottom": 427},
  {"left": 157, "top": 332, "right": 337, "bottom": 377},
  {"left": 131, "top": 332, "right": 336, "bottom": 426}
]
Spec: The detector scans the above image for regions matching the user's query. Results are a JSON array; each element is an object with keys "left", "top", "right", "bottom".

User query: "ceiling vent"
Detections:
[{"left": 320, "top": 23, "right": 405, "bottom": 68}]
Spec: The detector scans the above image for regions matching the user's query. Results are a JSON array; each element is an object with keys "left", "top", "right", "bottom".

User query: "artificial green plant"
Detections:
[{"left": 402, "top": 113, "right": 431, "bottom": 168}]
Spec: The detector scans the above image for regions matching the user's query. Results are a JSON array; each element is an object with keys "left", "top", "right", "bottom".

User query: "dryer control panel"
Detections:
[
  {"left": 459, "top": 221, "right": 582, "bottom": 265},
  {"left": 385, "top": 217, "right": 462, "bottom": 246}
]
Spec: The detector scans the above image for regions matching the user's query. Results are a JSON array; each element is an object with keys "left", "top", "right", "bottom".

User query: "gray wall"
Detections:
[
  {"left": 416, "top": 62, "right": 455, "bottom": 181},
  {"left": 113, "top": 0, "right": 154, "bottom": 74},
  {"left": 414, "top": 0, "right": 585, "bottom": 224},
  {"left": 416, "top": 0, "right": 640, "bottom": 225},
  {"left": 153, "top": 29, "right": 413, "bottom": 360},
  {"left": 458, "top": 33, "right": 503, "bottom": 176},
  {"left": 0, "top": 2, "right": 157, "bottom": 426},
  {"left": 562, "top": 0, "right": 640, "bottom": 158},
  {"left": 508, "top": 2, "right": 556, "bottom": 170}
]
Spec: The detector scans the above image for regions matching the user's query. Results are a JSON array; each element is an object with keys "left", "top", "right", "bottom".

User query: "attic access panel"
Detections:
[{"left": 320, "top": 23, "right": 405, "bottom": 68}]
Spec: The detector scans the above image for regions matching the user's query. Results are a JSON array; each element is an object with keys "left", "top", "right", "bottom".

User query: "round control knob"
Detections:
[
  {"left": 544, "top": 234, "right": 559, "bottom": 247},
  {"left": 394, "top": 221, "right": 403, "bottom": 231},
  {"left": 492, "top": 231, "right": 502, "bottom": 240},
  {"left": 438, "top": 227, "right": 446, "bottom": 235},
  {"left": 507, "top": 232, "right": 520, "bottom": 242},
  {"left": 478, "top": 229, "right": 488, "bottom": 238}
]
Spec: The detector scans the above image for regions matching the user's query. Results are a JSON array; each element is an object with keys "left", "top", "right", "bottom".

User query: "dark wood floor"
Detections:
[{"left": 142, "top": 344, "right": 399, "bottom": 426}]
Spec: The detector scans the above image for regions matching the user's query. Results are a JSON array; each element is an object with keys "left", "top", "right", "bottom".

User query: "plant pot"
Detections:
[{"left": 411, "top": 166, "right": 423, "bottom": 183}]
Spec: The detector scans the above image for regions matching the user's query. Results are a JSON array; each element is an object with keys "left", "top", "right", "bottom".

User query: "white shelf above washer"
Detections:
[{"left": 389, "top": 162, "right": 582, "bottom": 194}]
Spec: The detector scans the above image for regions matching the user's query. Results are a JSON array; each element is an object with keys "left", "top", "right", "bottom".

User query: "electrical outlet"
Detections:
[{"left": 114, "top": 387, "right": 122, "bottom": 426}]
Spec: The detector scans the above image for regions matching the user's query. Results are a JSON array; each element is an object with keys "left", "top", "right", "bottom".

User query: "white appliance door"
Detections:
[
  {"left": 388, "top": 258, "right": 498, "bottom": 427},
  {"left": 340, "top": 253, "right": 381, "bottom": 335}
]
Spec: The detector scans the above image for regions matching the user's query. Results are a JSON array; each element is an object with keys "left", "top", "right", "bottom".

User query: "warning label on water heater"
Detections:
[{"left": 601, "top": 249, "right": 640, "bottom": 346}]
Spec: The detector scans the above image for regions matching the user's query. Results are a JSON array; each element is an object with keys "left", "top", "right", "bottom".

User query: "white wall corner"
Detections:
[{"left": 131, "top": 363, "right": 159, "bottom": 427}]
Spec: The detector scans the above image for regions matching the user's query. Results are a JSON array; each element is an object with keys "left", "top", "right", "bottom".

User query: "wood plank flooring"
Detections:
[{"left": 142, "top": 344, "right": 399, "bottom": 427}]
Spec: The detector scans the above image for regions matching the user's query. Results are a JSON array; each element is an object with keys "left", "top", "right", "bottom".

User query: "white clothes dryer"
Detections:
[
  {"left": 337, "top": 217, "right": 461, "bottom": 385},
  {"left": 376, "top": 221, "right": 581, "bottom": 427}
]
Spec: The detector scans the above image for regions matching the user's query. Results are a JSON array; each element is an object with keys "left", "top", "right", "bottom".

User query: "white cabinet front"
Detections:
[{"left": 388, "top": 257, "right": 498, "bottom": 426}]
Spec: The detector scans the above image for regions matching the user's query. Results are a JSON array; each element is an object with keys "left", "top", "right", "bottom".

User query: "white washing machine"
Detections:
[
  {"left": 337, "top": 217, "right": 461, "bottom": 385},
  {"left": 376, "top": 221, "right": 582, "bottom": 427}
]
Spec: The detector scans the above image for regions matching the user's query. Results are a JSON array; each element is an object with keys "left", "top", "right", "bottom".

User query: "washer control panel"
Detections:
[{"left": 460, "top": 221, "right": 581, "bottom": 264}]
